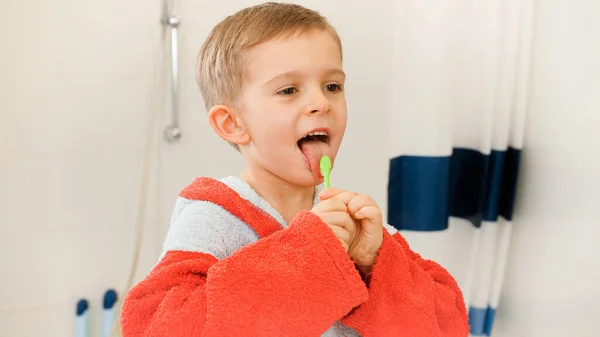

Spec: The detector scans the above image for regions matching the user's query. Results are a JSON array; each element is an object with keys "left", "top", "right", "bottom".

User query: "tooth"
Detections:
[{"left": 305, "top": 131, "right": 328, "bottom": 138}]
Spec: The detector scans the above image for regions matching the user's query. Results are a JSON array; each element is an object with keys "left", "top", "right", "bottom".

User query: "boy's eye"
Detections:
[
  {"left": 325, "top": 84, "right": 342, "bottom": 92},
  {"left": 278, "top": 87, "right": 297, "bottom": 95}
]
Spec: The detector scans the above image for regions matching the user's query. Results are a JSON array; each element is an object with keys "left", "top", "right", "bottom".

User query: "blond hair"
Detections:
[{"left": 196, "top": 2, "right": 342, "bottom": 111}]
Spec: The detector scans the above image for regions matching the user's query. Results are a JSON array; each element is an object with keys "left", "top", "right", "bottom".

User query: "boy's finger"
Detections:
[
  {"left": 319, "top": 188, "right": 352, "bottom": 199},
  {"left": 354, "top": 205, "right": 383, "bottom": 234},
  {"left": 354, "top": 205, "right": 382, "bottom": 221},
  {"left": 320, "top": 211, "right": 355, "bottom": 232},
  {"left": 327, "top": 224, "right": 350, "bottom": 244},
  {"left": 319, "top": 187, "right": 345, "bottom": 198},
  {"left": 347, "top": 194, "right": 378, "bottom": 216},
  {"left": 318, "top": 211, "right": 351, "bottom": 227},
  {"left": 320, "top": 189, "right": 358, "bottom": 205},
  {"left": 312, "top": 198, "right": 347, "bottom": 213},
  {"left": 332, "top": 191, "right": 360, "bottom": 206},
  {"left": 336, "top": 237, "right": 349, "bottom": 253}
]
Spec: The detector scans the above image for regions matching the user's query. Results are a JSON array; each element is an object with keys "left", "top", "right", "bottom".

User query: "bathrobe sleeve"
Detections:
[
  {"left": 120, "top": 210, "right": 368, "bottom": 337},
  {"left": 341, "top": 229, "right": 470, "bottom": 337}
]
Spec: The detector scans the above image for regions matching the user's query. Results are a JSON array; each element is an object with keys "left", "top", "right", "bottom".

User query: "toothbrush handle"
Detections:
[
  {"left": 102, "top": 308, "right": 115, "bottom": 337},
  {"left": 75, "top": 312, "right": 89, "bottom": 337}
]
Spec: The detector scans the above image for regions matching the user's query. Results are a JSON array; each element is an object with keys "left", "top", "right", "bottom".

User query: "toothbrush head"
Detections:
[
  {"left": 76, "top": 299, "right": 89, "bottom": 316},
  {"left": 103, "top": 289, "right": 118, "bottom": 310},
  {"left": 320, "top": 155, "right": 332, "bottom": 189}
]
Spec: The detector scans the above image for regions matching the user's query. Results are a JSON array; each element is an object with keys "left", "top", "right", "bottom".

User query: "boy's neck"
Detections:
[{"left": 240, "top": 168, "right": 315, "bottom": 224}]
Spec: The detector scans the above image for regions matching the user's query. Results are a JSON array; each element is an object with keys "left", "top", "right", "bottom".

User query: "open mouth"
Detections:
[
  {"left": 297, "top": 131, "right": 330, "bottom": 147},
  {"left": 297, "top": 129, "right": 332, "bottom": 178}
]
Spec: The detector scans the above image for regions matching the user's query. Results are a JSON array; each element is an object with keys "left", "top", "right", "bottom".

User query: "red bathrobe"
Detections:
[{"left": 120, "top": 177, "right": 469, "bottom": 336}]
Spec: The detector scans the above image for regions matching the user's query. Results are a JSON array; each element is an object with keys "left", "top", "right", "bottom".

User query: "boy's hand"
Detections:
[
  {"left": 319, "top": 189, "right": 384, "bottom": 275},
  {"left": 310, "top": 197, "right": 357, "bottom": 254}
]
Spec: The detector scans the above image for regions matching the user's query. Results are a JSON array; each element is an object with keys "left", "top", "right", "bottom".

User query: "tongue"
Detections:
[{"left": 299, "top": 140, "right": 330, "bottom": 178}]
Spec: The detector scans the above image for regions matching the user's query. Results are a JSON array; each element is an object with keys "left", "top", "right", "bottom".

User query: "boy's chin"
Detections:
[
  {"left": 284, "top": 171, "right": 324, "bottom": 188},
  {"left": 301, "top": 174, "right": 326, "bottom": 187}
]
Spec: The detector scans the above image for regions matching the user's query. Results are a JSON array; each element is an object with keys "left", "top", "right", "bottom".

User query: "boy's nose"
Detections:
[{"left": 306, "top": 91, "right": 330, "bottom": 115}]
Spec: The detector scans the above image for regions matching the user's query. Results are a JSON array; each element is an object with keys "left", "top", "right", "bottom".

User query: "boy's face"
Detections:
[{"left": 239, "top": 30, "right": 347, "bottom": 187}]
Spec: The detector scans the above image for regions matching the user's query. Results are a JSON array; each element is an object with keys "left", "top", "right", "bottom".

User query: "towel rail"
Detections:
[{"left": 162, "top": 5, "right": 181, "bottom": 142}]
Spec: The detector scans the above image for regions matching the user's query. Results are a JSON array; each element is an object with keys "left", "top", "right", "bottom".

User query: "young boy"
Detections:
[{"left": 120, "top": 3, "right": 469, "bottom": 336}]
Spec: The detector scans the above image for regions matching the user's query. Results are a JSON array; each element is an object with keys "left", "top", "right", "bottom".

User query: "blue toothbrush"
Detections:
[
  {"left": 75, "top": 299, "right": 90, "bottom": 337},
  {"left": 102, "top": 289, "right": 118, "bottom": 337}
]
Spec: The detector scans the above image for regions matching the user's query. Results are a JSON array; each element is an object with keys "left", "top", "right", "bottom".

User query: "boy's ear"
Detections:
[{"left": 207, "top": 105, "right": 250, "bottom": 146}]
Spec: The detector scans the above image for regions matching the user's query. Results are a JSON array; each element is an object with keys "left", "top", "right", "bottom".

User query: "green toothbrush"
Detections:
[{"left": 320, "top": 155, "right": 332, "bottom": 189}]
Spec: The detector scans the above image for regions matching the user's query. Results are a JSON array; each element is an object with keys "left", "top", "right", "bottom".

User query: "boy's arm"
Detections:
[
  {"left": 342, "top": 226, "right": 470, "bottom": 337},
  {"left": 120, "top": 210, "right": 368, "bottom": 337}
]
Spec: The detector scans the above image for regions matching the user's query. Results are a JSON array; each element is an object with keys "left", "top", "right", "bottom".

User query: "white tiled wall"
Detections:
[{"left": 0, "top": 1, "right": 392, "bottom": 336}]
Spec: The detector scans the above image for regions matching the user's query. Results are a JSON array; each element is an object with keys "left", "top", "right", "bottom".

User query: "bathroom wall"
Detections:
[
  {"left": 1, "top": 0, "right": 599, "bottom": 337},
  {"left": 0, "top": 1, "right": 392, "bottom": 336},
  {"left": 492, "top": 1, "right": 600, "bottom": 336}
]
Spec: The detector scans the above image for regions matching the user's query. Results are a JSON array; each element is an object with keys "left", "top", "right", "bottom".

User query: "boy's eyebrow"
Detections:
[
  {"left": 324, "top": 68, "right": 346, "bottom": 79},
  {"left": 261, "top": 68, "right": 346, "bottom": 88}
]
